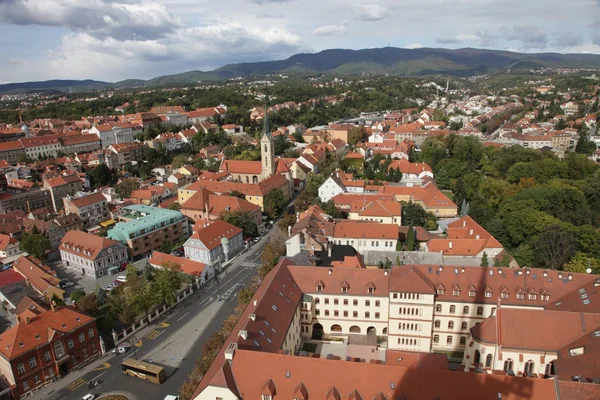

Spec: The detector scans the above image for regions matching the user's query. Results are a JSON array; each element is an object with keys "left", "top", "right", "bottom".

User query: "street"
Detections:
[{"left": 38, "top": 237, "right": 269, "bottom": 400}]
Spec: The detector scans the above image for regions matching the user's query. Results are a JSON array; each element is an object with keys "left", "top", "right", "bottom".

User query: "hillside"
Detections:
[{"left": 3, "top": 47, "right": 600, "bottom": 94}]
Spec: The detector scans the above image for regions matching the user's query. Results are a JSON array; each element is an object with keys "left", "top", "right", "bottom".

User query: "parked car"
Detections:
[
  {"left": 59, "top": 280, "right": 74, "bottom": 288},
  {"left": 116, "top": 275, "right": 127, "bottom": 283},
  {"left": 112, "top": 344, "right": 130, "bottom": 354},
  {"left": 108, "top": 282, "right": 119, "bottom": 288},
  {"left": 103, "top": 286, "right": 114, "bottom": 292},
  {"left": 252, "top": 237, "right": 261, "bottom": 243},
  {"left": 82, "top": 394, "right": 95, "bottom": 400},
  {"left": 164, "top": 396, "right": 179, "bottom": 400}
]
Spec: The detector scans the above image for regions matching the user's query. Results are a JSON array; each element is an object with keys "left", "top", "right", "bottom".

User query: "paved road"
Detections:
[{"left": 43, "top": 242, "right": 267, "bottom": 400}]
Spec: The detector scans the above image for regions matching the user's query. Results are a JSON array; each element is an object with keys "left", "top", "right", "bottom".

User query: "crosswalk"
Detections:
[
  {"left": 66, "top": 377, "right": 87, "bottom": 391},
  {"left": 145, "top": 329, "right": 165, "bottom": 340},
  {"left": 239, "top": 260, "right": 260, "bottom": 270}
]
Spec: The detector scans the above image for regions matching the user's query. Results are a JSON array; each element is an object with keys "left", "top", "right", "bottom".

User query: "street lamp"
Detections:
[{"left": 129, "top": 336, "right": 138, "bottom": 360}]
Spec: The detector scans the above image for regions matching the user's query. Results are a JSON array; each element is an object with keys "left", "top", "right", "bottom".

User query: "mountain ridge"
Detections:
[{"left": 2, "top": 47, "right": 600, "bottom": 94}]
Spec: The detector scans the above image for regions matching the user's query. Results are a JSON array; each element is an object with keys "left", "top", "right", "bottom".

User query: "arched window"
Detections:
[
  {"left": 434, "top": 320, "right": 440, "bottom": 328},
  {"left": 436, "top": 304, "right": 442, "bottom": 312},
  {"left": 503, "top": 359, "right": 514, "bottom": 372},
  {"left": 448, "top": 321, "right": 454, "bottom": 329},
  {"left": 485, "top": 354, "right": 493, "bottom": 368},
  {"left": 331, "top": 324, "right": 342, "bottom": 332},
  {"left": 477, "top": 306, "right": 484, "bottom": 315},
  {"left": 449, "top": 305, "right": 456, "bottom": 314},
  {"left": 264, "top": 144, "right": 267, "bottom": 152},
  {"left": 446, "top": 336, "right": 453, "bottom": 345},
  {"left": 524, "top": 360, "right": 535, "bottom": 377},
  {"left": 463, "top": 306, "right": 469, "bottom": 314},
  {"left": 349, "top": 325, "right": 361, "bottom": 333},
  {"left": 54, "top": 341, "right": 65, "bottom": 359},
  {"left": 433, "top": 335, "right": 439, "bottom": 343},
  {"left": 460, "top": 336, "right": 467, "bottom": 345},
  {"left": 544, "top": 361, "right": 555, "bottom": 377},
  {"left": 461, "top": 321, "right": 468, "bottom": 330},
  {"left": 474, "top": 350, "right": 481, "bottom": 365}
]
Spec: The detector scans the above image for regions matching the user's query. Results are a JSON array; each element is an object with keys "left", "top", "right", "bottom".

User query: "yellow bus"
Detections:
[{"left": 121, "top": 359, "right": 166, "bottom": 384}]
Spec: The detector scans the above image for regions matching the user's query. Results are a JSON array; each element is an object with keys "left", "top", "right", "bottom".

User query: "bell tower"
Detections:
[{"left": 260, "top": 99, "right": 275, "bottom": 181}]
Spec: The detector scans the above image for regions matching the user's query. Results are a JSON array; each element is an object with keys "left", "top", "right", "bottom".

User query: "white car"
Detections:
[
  {"left": 82, "top": 395, "right": 96, "bottom": 400},
  {"left": 116, "top": 275, "right": 127, "bottom": 283},
  {"left": 103, "top": 286, "right": 114, "bottom": 292},
  {"left": 112, "top": 344, "right": 129, "bottom": 354},
  {"left": 164, "top": 396, "right": 179, "bottom": 400}
]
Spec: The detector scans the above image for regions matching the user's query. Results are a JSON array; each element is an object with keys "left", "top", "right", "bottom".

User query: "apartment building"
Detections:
[
  {"left": 0, "top": 306, "right": 100, "bottom": 398},
  {"left": 108, "top": 142, "right": 143, "bottom": 166},
  {"left": 60, "top": 230, "right": 128, "bottom": 278},
  {"left": 63, "top": 192, "right": 109, "bottom": 228},
  {"left": 13, "top": 256, "right": 64, "bottom": 302},
  {"left": 42, "top": 171, "right": 83, "bottom": 212},
  {"left": 89, "top": 124, "right": 135, "bottom": 147},
  {"left": 107, "top": 205, "right": 189, "bottom": 258},
  {"left": 0, "top": 233, "right": 20, "bottom": 258},
  {"left": 348, "top": 200, "right": 402, "bottom": 225},
  {"left": 0, "top": 141, "right": 26, "bottom": 164},
  {"left": 0, "top": 189, "right": 53, "bottom": 214}
]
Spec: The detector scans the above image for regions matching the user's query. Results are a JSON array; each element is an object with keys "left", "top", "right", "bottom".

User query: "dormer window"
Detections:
[
  {"left": 341, "top": 281, "right": 350, "bottom": 293},
  {"left": 453, "top": 290, "right": 460, "bottom": 296},
  {"left": 517, "top": 293, "right": 525, "bottom": 300},
  {"left": 368, "top": 288, "right": 374, "bottom": 294},
  {"left": 437, "top": 289, "right": 445, "bottom": 295},
  {"left": 528, "top": 293, "right": 537, "bottom": 300},
  {"left": 501, "top": 292, "right": 508, "bottom": 299},
  {"left": 316, "top": 285, "right": 323, "bottom": 292},
  {"left": 341, "top": 287, "right": 348, "bottom": 293},
  {"left": 469, "top": 290, "right": 476, "bottom": 297},
  {"left": 485, "top": 291, "right": 492, "bottom": 298}
]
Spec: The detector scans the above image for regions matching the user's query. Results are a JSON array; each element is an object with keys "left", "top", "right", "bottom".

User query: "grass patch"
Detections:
[
  {"left": 302, "top": 343, "right": 318, "bottom": 353},
  {"left": 441, "top": 190, "right": 454, "bottom": 201}
]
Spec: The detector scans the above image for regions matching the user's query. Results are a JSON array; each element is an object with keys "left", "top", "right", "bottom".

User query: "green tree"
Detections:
[
  {"left": 480, "top": 252, "right": 489, "bottom": 267},
  {"left": 348, "top": 126, "right": 367, "bottom": 145},
  {"left": 95, "top": 285, "right": 107, "bottom": 305},
  {"left": 153, "top": 264, "right": 185, "bottom": 306},
  {"left": 51, "top": 294, "right": 65, "bottom": 307},
  {"left": 70, "top": 290, "right": 86, "bottom": 303},
  {"left": 78, "top": 294, "right": 99, "bottom": 315},
  {"left": 221, "top": 210, "right": 259, "bottom": 237},
  {"left": 228, "top": 190, "right": 246, "bottom": 199},
  {"left": 168, "top": 202, "right": 181, "bottom": 211},
  {"left": 563, "top": 252, "right": 600, "bottom": 274},
  {"left": 420, "top": 137, "right": 447, "bottom": 169},
  {"left": 172, "top": 154, "right": 191, "bottom": 169},
  {"left": 402, "top": 202, "right": 427, "bottom": 227},
  {"left": 405, "top": 226, "right": 416, "bottom": 251},
  {"left": 87, "top": 164, "right": 115, "bottom": 188},
  {"left": 21, "top": 233, "right": 51, "bottom": 261},
  {"left": 115, "top": 178, "right": 139, "bottom": 199},
  {"left": 263, "top": 189, "right": 287, "bottom": 219},
  {"left": 532, "top": 224, "right": 576, "bottom": 269}
]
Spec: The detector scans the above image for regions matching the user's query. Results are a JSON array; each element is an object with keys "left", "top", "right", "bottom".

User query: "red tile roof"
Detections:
[
  {"left": 332, "top": 221, "right": 398, "bottom": 240},
  {"left": 221, "top": 160, "right": 262, "bottom": 175},
  {"left": 190, "top": 220, "right": 242, "bottom": 250},
  {"left": 60, "top": 230, "right": 123, "bottom": 261},
  {"left": 350, "top": 200, "right": 402, "bottom": 218},
  {"left": 0, "top": 306, "right": 94, "bottom": 359},
  {"left": 149, "top": 251, "right": 207, "bottom": 277},
  {"left": 68, "top": 192, "right": 106, "bottom": 208},
  {"left": 0, "top": 269, "right": 25, "bottom": 287}
]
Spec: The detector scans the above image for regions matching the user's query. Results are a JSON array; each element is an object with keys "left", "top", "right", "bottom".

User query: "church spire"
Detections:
[{"left": 262, "top": 96, "right": 272, "bottom": 140}]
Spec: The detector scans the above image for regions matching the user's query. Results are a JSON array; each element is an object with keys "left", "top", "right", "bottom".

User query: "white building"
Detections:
[
  {"left": 318, "top": 175, "right": 346, "bottom": 203},
  {"left": 184, "top": 220, "right": 244, "bottom": 269}
]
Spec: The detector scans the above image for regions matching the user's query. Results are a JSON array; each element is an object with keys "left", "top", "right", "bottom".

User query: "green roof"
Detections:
[{"left": 107, "top": 205, "right": 186, "bottom": 243}]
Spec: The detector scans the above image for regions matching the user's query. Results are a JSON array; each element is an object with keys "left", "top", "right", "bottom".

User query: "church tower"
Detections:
[{"left": 260, "top": 100, "right": 275, "bottom": 181}]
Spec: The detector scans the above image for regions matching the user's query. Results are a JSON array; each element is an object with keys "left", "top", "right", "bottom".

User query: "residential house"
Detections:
[
  {"left": 63, "top": 192, "right": 109, "bottom": 228},
  {"left": 13, "top": 256, "right": 64, "bottom": 302},
  {"left": 0, "top": 189, "right": 53, "bottom": 214},
  {"left": 349, "top": 200, "right": 402, "bottom": 225},
  {"left": 129, "top": 189, "right": 160, "bottom": 205},
  {"left": 0, "top": 141, "right": 26, "bottom": 164},
  {"left": 60, "top": 230, "right": 128, "bottom": 278},
  {"left": 0, "top": 233, "right": 21, "bottom": 259},
  {"left": 19, "top": 136, "right": 62, "bottom": 159},
  {"left": 387, "top": 159, "right": 434, "bottom": 179},
  {"left": 108, "top": 143, "right": 143, "bottom": 166},
  {"left": 22, "top": 218, "right": 65, "bottom": 249},
  {"left": 222, "top": 124, "right": 243, "bottom": 135},
  {"left": 53, "top": 214, "right": 84, "bottom": 233},
  {"left": 180, "top": 188, "right": 262, "bottom": 225},
  {"left": 184, "top": 220, "right": 243, "bottom": 269}
]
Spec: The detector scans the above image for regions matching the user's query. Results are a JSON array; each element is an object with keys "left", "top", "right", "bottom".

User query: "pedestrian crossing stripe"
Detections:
[
  {"left": 66, "top": 377, "right": 86, "bottom": 391},
  {"left": 145, "top": 329, "right": 162, "bottom": 339}
]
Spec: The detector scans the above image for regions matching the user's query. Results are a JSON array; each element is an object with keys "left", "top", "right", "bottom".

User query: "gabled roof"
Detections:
[
  {"left": 188, "top": 220, "right": 243, "bottom": 251},
  {"left": 149, "top": 251, "right": 207, "bottom": 277},
  {"left": 60, "top": 230, "right": 123, "bottom": 261},
  {"left": 389, "top": 266, "right": 436, "bottom": 294},
  {"left": 350, "top": 200, "right": 402, "bottom": 218}
]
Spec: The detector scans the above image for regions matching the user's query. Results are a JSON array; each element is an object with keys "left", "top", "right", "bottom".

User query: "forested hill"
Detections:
[
  {"left": 418, "top": 134, "right": 600, "bottom": 272},
  {"left": 3, "top": 47, "right": 600, "bottom": 93}
]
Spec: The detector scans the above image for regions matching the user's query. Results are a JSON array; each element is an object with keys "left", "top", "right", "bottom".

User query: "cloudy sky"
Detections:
[{"left": 1, "top": 0, "right": 600, "bottom": 83}]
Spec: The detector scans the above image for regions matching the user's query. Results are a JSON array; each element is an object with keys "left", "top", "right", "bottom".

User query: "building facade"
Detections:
[
  {"left": 60, "top": 230, "right": 129, "bottom": 278},
  {"left": 184, "top": 220, "right": 243, "bottom": 269},
  {"left": 63, "top": 192, "right": 109, "bottom": 228}
]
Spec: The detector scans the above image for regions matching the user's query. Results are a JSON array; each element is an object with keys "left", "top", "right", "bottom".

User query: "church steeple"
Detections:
[{"left": 260, "top": 97, "right": 275, "bottom": 180}]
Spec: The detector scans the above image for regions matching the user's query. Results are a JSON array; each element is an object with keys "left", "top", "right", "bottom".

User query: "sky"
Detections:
[{"left": 1, "top": 0, "right": 600, "bottom": 83}]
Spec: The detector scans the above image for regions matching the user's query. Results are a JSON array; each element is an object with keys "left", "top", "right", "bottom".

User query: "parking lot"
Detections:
[{"left": 50, "top": 256, "right": 149, "bottom": 300}]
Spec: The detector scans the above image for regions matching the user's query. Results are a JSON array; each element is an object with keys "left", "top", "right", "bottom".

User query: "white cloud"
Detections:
[
  {"left": 405, "top": 43, "right": 423, "bottom": 49},
  {"left": 354, "top": 5, "right": 387, "bottom": 21},
  {"left": 504, "top": 24, "right": 548, "bottom": 49},
  {"left": 313, "top": 25, "right": 346, "bottom": 36},
  {"left": 0, "top": 0, "right": 181, "bottom": 40}
]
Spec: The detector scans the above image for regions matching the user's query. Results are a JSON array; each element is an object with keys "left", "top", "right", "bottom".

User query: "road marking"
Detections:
[
  {"left": 66, "top": 377, "right": 86, "bottom": 391},
  {"left": 135, "top": 339, "right": 143, "bottom": 347},
  {"left": 177, "top": 312, "right": 189, "bottom": 322},
  {"left": 157, "top": 322, "right": 170, "bottom": 328},
  {"left": 153, "top": 330, "right": 165, "bottom": 339},
  {"left": 90, "top": 371, "right": 106, "bottom": 382},
  {"left": 93, "top": 362, "right": 111, "bottom": 371},
  {"left": 145, "top": 330, "right": 160, "bottom": 339}
]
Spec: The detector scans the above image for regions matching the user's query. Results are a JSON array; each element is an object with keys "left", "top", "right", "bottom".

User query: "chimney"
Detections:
[
  {"left": 224, "top": 342, "right": 237, "bottom": 360},
  {"left": 463, "top": 220, "right": 466, "bottom": 228},
  {"left": 253, "top": 300, "right": 258, "bottom": 307},
  {"left": 15, "top": 315, "right": 20, "bottom": 324},
  {"left": 449, "top": 241, "right": 453, "bottom": 249},
  {"left": 328, "top": 246, "right": 332, "bottom": 258},
  {"left": 328, "top": 268, "right": 332, "bottom": 275},
  {"left": 384, "top": 270, "right": 388, "bottom": 276},
  {"left": 50, "top": 301, "right": 57, "bottom": 312},
  {"left": 239, "top": 330, "right": 248, "bottom": 340},
  {"left": 287, "top": 225, "right": 292, "bottom": 237},
  {"left": 25, "top": 316, "right": 31, "bottom": 324},
  {"left": 249, "top": 313, "right": 256, "bottom": 321}
]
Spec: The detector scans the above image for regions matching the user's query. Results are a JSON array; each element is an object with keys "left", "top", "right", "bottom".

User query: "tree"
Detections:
[
  {"left": 21, "top": 233, "right": 51, "bottom": 261},
  {"left": 480, "top": 252, "right": 489, "bottom": 267},
  {"left": 168, "top": 202, "right": 181, "bottom": 211},
  {"left": 532, "top": 224, "right": 576, "bottom": 269},
  {"left": 87, "top": 164, "right": 115, "bottom": 188},
  {"left": 115, "top": 178, "right": 139, "bottom": 199},
  {"left": 405, "top": 226, "right": 416, "bottom": 251},
  {"left": 259, "top": 235, "right": 285, "bottom": 278},
  {"left": 563, "top": 252, "right": 600, "bottom": 274},
  {"left": 153, "top": 264, "right": 185, "bottom": 306},
  {"left": 348, "top": 126, "right": 367, "bottom": 145},
  {"left": 221, "top": 210, "right": 259, "bottom": 237},
  {"left": 71, "top": 290, "right": 86, "bottom": 303},
  {"left": 172, "top": 154, "right": 191, "bottom": 169},
  {"left": 78, "top": 294, "right": 99, "bottom": 314},
  {"left": 402, "top": 201, "right": 427, "bottom": 227},
  {"left": 51, "top": 294, "right": 65, "bottom": 307},
  {"left": 160, "top": 240, "right": 173, "bottom": 253},
  {"left": 420, "top": 137, "right": 447, "bottom": 169},
  {"left": 95, "top": 285, "right": 107, "bottom": 305},
  {"left": 263, "top": 189, "right": 287, "bottom": 219}
]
